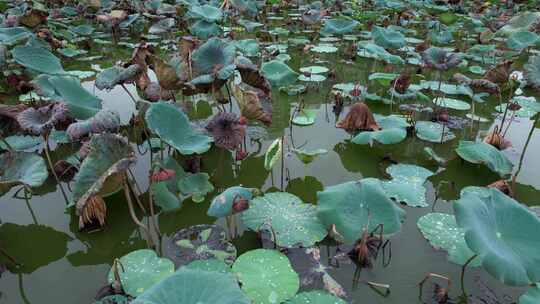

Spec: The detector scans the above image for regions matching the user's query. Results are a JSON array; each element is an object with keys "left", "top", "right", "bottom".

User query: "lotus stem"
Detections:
[
  {"left": 0, "top": 246, "right": 18, "bottom": 265},
  {"left": 0, "top": 136, "right": 13, "bottom": 152},
  {"left": 111, "top": 258, "right": 125, "bottom": 293},
  {"left": 460, "top": 254, "right": 478, "bottom": 299},
  {"left": 280, "top": 135, "right": 285, "bottom": 191},
  {"left": 512, "top": 115, "right": 538, "bottom": 196},
  {"left": 43, "top": 133, "right": 70, "bottom": 205},
  {"left": 121, "top": 84, "right": 137, "bottom": 105},
  {"left": 123, "top": 176, "right": 155, "bottom": 249},
  {"left": 21, "top": 187, "right": 38, "bottom": 225},
  {"left": 147, "top": 179, "right": 162, "bottom": 239},
  {"left": 125, "top": 175, "right": 147, "bottom": 215},
  {"left": 18, "top": 273, "right": 31, "bottom": 304}
]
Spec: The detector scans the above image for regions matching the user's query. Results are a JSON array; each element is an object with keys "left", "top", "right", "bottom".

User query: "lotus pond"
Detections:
[{"left": 1, "top": 0, "right": 540, "bottom": 303}]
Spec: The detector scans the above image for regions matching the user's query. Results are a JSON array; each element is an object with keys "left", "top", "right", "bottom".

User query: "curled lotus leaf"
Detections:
[
  {"left": 0, "top": 152, "right": 48, "bottom": 189},
  {"left": 67, "top": 109, "right": 120, "bottom": 140},
  {"left": 417, "top": 213, "right": 481, "bottom": 266},
  {"left": 11, "top": 45, "right": 65, "bottom": 74},
  {"left": 264, "top": 138, "right": 283, "bottom": 170},
  {"left": 145, "top": 102, "right": 213, "bottom": 155},
  {"left": 132, "top": 268, "right": 249, "bottom": 304},
  {"left": 422, "top": 47, "right": 462, "bottom": 71},
  {"left": 358, "top": 43, "right": 404, "bottom": 64},
  {"left": 192, "top": 38, "right": 235, "bottom": 76},
  {"left": 72, "top": 134, "right": 136, "bottom": 214},
  {"left": 455, "top": 141, "right": 513, "bottom": 176},
  {"left": 454, "top": 188, "right": 540, "bottom": 286},
  {"left": 95, "top": 64, "right": 141, "bottom": 90},
  {"left": 382, "top": 164, "right": 434, "bottom": 207},
  {"left": 293, "top": 148, "right": 328, "bottom": 164},
  {"left": 519, "top": 285, "right": 540, "bottom": 304},
  {"left": 415, "top": 121, "right": 455, "bottom": 143},
  {"left": 320, "top": 19, "right": 358, "bottom": 36},
  {"left": 261, "top": 60, "right": 299, "bottom": 88},
  {"left": 233, "top": 83, "right": 272, "bottom": 125},
  {"left": 164, "top": 224, "right": 237, "bottom": 267},
  {"left": 242, "top": 192, "right": 328, "bottom": 248},
  {"left": 372, "top": 26, "right": 405, "bottom": 49},
  {"left": 316, "top": 178, "right": 406, "bottom": 244},
  {"left": 286, "top": 291, "right": 347, "bottom": 304},
  {"left": 232, "top": 249, "right": 300, "bottom": 304},
  {"left": 17, "top": 103, "right": 71, "bottom": 135},
  {"left": 207, "top": 186, "right": 257, "bottom": 218},
  {"left": 177, "top": 172, "right": 214, "bottom": 203},
  {"left": 107, "top": 249, "right": 175, "bottom": 297},
  {"left": 187, "top": 4, "right": 223, "bottom": 23}
]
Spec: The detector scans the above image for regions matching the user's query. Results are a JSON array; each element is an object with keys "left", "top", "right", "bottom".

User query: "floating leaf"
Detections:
[
  {"left": 178, "top": 172, "right": 214, "bottom": 203},
  {"left": 286, "top": 290, "right": 347, "bottom": 304},
  {"left": 146, "top": 102, "right": 213, "bottom": 155},
  {"left": 292, "top": 148, "right": 327, "bottom": 164},
  {"left": 415, "top": 121, "right": 455, "bottom": 143},
  {"left": 107, "top": 249, "right": 174, "bottom": 297},
  {"left": 232, "top": 249, "right": 300, "bottom": 304},
  {"left": 261, "top": 60, "right": 299, "bottom": 88},
  {"left": 434, "top": 97, "right": 471, "bottom": 110},
  {"left": 382, "top": 164, "right": 434, "bottom": 207},
  {"left": 317, "top": 178, "right": 406, "bottom": 244},
  {"left": 417, "top": 213, "right": 481, "bottom": 266},
  {"left": 320, "top": 19, "right": 358, "bottom": 36},
  {"left": 455, "top": 141, "right": 513, "bottom": 176},
  {"left": 165, "top": 224, "right": 237, "bottom": 267},
  {"left": 352, "top": 114, "right": 408, "bottom": 146},
  {"left": 242, "top": 192, "right": 328, "bottom": 248},
  {"left": 292, "top": 109, "right": 318, "bottom": 126}
]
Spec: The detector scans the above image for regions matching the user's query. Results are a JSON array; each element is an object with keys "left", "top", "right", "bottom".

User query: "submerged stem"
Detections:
[{"left": 460, "top": 254, "right": 478, "bottom": 299}]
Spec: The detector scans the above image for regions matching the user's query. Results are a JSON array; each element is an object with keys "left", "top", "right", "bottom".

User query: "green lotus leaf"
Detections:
[
  {"left": 368, "top": 72, "right": 398, "bottom": 86},
  {"left": 133, "top": 268, "right": 249, "bottom": 304},
  {"left": 524, "top": 56, "right": 540, "bottom": 90},
  {"left": 264, "top": 138, "right": 283, "bottom": 170},
  {"left": 261, "top": 60, "right": 299, "bottom": 88},
  {"left": 0, "top": 152, "right": 48, "bottom": 189},
  {"left": 235, "top": 39, "right": 260, "bottom": 57},
  {"left": 190, "top": 19, "right": 221, "bottom": 39},
  {"left": 454, "top": 188, "right": 540, "bottom": 286},
  {"left": 422, "top": 47, "right": 462, "bottom": 71},
  {"left": 0, "top": 135, "right": 42, "bottom": 151},
  {"left": 32, "top": 75, "right": 102, "bottom": 120},
  {"left": 382, "top": 164, "right": 434, "bottom": 207},
  {"left": 165, "top": 224, "right": 237, "bottom": 266},
  {"left": 352, "top": 114, "right": 409, "bottom": 146},
  {"left": 232, "top": 249, "right": 300, "bottom": 304},
  {"left": 372, "top": 26, "right": 405, "bottom": 49},
  {"left": 207, "top": 186, "right": 256, "bottom": 217},
  {"left": 299, "top": 66, "right": 329, "bottom": 74},
  {"left": 70, "top": 24, "right": 94, "bottom": 36},
  {"left": 93, "top": 295, "right": 130, "bottom": 304},
  {"left": 520, "top": 285, "right": 540, "bottom": 304},
  {"left": 415, "top": 121, "right": 455, "bottom": 143},
  {"left": 292, "top": 109, "right": 318, "bottom": 126},
  {"left": 95, "top": 65, "right": 141, "bottom": 90},
  {"left": 178, "top": 172, "right": 214, "bottom": 203},
  {"left": 410, "top": 80, "right": 473, "bottom": 97},
  {"left": 107, "top": 249, "right": 174, "bottom": 297},
  {"left": 192, "top": 38, "right": 236, "bottom": 76},
  {"left": 316, "top": 178, "right": 406, "bottom": 244},
  {"left": 423, "top": 147, "right": 446, "bottom": 165},
  {"left": 320, "top": 19, "right": 358, "bottom": 36},
  {"left": 286, "top": 290, "right": 347, "bottom": 304},
  {"left": 72, "top": 134, "right": 136, "bottom": 212},
  {"left": 311, "top": 44, "right": 338, "bottom": 53},
  {"left": 507, "top": 31, "right": 539, "bottom": 50},
  {"left": 455, "top": 141, "right": 513, "bottom": 176},
  {"left": 293, "top": 148, "right": 327, "bottom": 164},
  {"left": 187, "top": 4, "right": 223, "bottom": 23},
  {"left": 298, "top": 74, "right": 327, "bottom": 82},
  {"left": 434, "top": 97, "right": 471, "bottom": 110},
  {"left": 468, "top": 65, "right": 485, "bottom": 75},
  {"left": 11, "top": 45, "right": 65, "bottom": 74},
  {"left": 428, "top": 29, "right": 454, "bottom": 45},
  {"left": 0, "top": 27, "right": 32, "bottom": 45},
  {"left": 439, "top": 12, "right": 458, "bottom": 25},
  {"left": 57, "top": 47, "right": 87, "bottom": 58},
  {"left": 230, "top": 0, "right": 259, "bottom": 16},
  {"left": 184, "top": 258, "right": 232, "bottom": 274},
  {"left": 145, "top": 102, "right": 213, "bottom": 155},
  {"left": 238, "top": 19, "right": 264, "bottom": 32},
  {"left": 280, "top": 84, "right": 306, "bottom": 96},
  {"left": 417, "top": 213, "right": 481, "bottom": 266},
  {"left": 151, "top": 181, "right": 182, "bottom": 211},
  {"left": 66, "top": 109, "right": 120, "bottom": 140},
  {"left": 498, "top": 12, "right": 540, "bottom": 35},
  {"left": 358, "top": 43, "right": 404, "bottom": 64},
  {"left": 242, "top": 192, "right": 327, "bottom": 247}
]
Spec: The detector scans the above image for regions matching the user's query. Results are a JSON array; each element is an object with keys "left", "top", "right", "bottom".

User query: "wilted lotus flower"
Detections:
[
  {"left": 205, "top": 113, "right": 246, "bottom": 150},
  {"left": 151, "top": 168, "right": 176, "bottom": 182},
  {"left": 336, "top": 102, "right": 380, "bottom": 132},
  {"left": 422, "top": 47, "right": 462, "bottom": 71},
  {"left": 53, "top": 160, "right": 78, "bottom": 183},
  {"left": 79, "top": 195, "right": 107, "bottom": 231},
  {"left": 17, "top": 103, "right": 71, "bottom": 135}
]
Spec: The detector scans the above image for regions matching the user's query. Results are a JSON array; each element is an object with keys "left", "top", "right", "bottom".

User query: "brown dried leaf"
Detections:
[
  {"left": 336, "top": 102, "right": 380, "bottom": 132},
  {"left": 233, "top": 84, "right": 272, "bottom": 126},
  {"left": 484, "top": 60, "right": 513, "bottom": 85}
]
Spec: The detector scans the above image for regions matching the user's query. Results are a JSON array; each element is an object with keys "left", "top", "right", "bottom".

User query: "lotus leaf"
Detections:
[
  {"left": 261, "top": 60, "right": 299, "bottom": 87},
  {"left": 298, "top": 74, "right": 326, "bottom": 82},
  {"left": 235, "top": 39, "right": 259, "bottom": 57},
  {"left": 417, "top": 213, "right": 481, "bottom": 266},
  {"left": 435, "top": 97, "right": 471, "bottom": 110},
  {"left": 352, "top": 114, "right": 409, "bottom": 146},
  {"left": 192, "top": 38, "right": 235, "bottom": 75},
  {"left": 145, "top": 102, "right": 212, "bottom": 155},
  {"left": 299, "top": 66, "right": 329, "bottom": 74},
  {"left": 232, "top": 249, "right": 300, "bottom": 304},
  {"left": 316, "top": 178, "right": 406, "bottom": 244},
  {"left": 311, "top": 44, "right": 338, "bottom": 53},
  {"left": 286, "top": 291, "right": 347, "bottom": 304},
  {"left": 415, "top": 121, "right": 455, "bottom": 143},
  {"left": 11, "top": 45, "right": 65, "bottom": 74},
  {"left": 0, "top": 27, "right": 32, "bottom": 45},
  {"left": 72, "top": 134, "right": 136, "bottom": 212},
  {"left": 368, "top": 72, "right": 398, "bottom": 86},
  {"left": 133, "top": 268, "right": 249, "bottom": 304},
  {"left": 320, "top": 19, "right": 358, "bottom": 36},
  {"left": 507, "top": 31, "right": 539, "bottom": 50},
  {"left": 207, "top": 186, "right": 256, "bottom": 218},
  {"left": 187, "top": 4, "right": 223, "bottom": 23},
  {"left": 410, "top": 80, "right": 473, "bottom": 97},
  {"left": 382, "top": 164, "right": 434, "bottom": 207},
  {"left": 190, "top": 19, "right": 221, "bottom": 39},
  {"left": 184, "top": 258, "right": 232, "bottom": 274},
  {"left": 498, "top": 12, "right": 540, "bottom": 35},
  {"left": 422, "top": 47, "right": 462, "bottom": 71},
  {"left": 263, "top": 139, "right": 283, "bottom": 171},
  {"left": 0, "top": 152, "right": 48, "bottom": 189},
  {"left": 520, "top": 285, "right": 540, "bottom": 304},
  {"left": 151, "top": 181, "right": 182, "bottom": 211},
  {"left": 0, "top": 135, "right": 42, "bottom": 151},
  {"left": 107, "top": 249, "right": 174, "bottom": 297},
  {"left": 93, "top": 295, "right": 130, "bottom": 304},
  {"left": 178, "top": 172, "right": 214, "bottom": 203},
  {"left": 95, "top": 65, "right": 141, "bottom": 90},
  {"left": 17, "top": 103, "right": 70, "bottom": 135},
  {"left": 243, "top": 192, "right": 327, "bottom": 247},
  {"left": 372, "top": 26, "right": 405, "bottom": 49},
  {"left": 423, "top": 147, "right": 447, "bottom": 165},
  {"left": 165, "top": 224, "right": 237, "bottom": 267},
  {"left": 455, "top": 141, "right": 513, "bottom": 176},
  {"left": 359, "top": 43, "right": 404, "bottom": 64},
  {"left": 292, "top": 109, "right": 318, "bottom": 125},
  {"left": 454, "top": 188, "right": 540, "bottom": 286},
  {"left": 524, "top": 56, "right": 540, "bottom": 90},
  {"left": 293, "top": 148, "right": 328, "bottom": 164},
  {"left": 67, "top": 109, "right": 120, "bottom": 140}
]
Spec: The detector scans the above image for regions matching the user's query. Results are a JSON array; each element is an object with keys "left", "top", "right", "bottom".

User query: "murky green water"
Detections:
[{"left": 2, "top": 14, "right": 540, "bottom": 304}]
